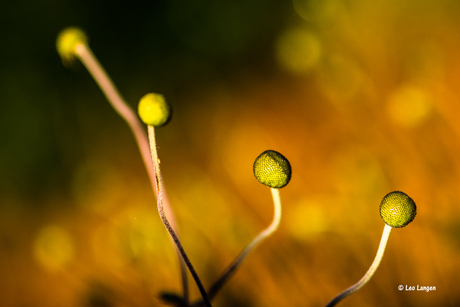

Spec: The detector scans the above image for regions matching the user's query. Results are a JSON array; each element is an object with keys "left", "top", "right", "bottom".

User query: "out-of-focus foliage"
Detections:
[{"left": 1, "top": 0, "right": 460, "bottom": 306}]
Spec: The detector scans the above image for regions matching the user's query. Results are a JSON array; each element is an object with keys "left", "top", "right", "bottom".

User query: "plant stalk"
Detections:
[
  {"left": 206, "top": 188, "right": 282, "bottom": 301},
  {"left": 325, "top": 224, "right": 392, "bottom": 307},
  {"left": 74, "top": 42, "right": 189, "bottom": 303},
  {"left": 148, "top": 126, "right": 212, "bottom": 307}
]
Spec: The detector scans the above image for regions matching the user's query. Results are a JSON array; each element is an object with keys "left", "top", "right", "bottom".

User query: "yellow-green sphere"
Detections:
[
  {"left": 138, "top": 93, "right": 172, "bottom": 127},
  {"left": 253, "top": 150, "right": 291, "bottom": 189},
  {"left": 379, "top": 191, "right": 416, "bottom": 228},
  {"left": 56, "top": 27, "right": 87, "bottom": 63}
]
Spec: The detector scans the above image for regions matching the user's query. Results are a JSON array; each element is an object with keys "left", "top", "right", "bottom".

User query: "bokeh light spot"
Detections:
[
  {"left": 91, "top": 206, "right": 171, "bottom": 269},
  {"left": 287, "top": 199, "right": 329, "bottom": 240},
  {"left": 387, "top": 85, "right": 432, "bottom": 127},
  {"left": 276, "top": 28, "right": 321, "bottom": 74},
  {"left": 120, "top": 207, "right": 166, "bottom": 259},
  {"left": 293, "top": 0, "right": 342, "bottom": 22},
  {"left": 34, "top": 226, "right": 74, "bottom": 271}
]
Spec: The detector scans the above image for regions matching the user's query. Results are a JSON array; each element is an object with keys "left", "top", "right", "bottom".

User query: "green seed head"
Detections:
[
  {"left": 138, "top": 93, "right": 172, "bottom": 127},
  {"left": 379, "top": 191, "right": 417, "bottom": 228},
  {"left": 253, "top": 150, "right": 292, "bottom": 189},
  {"left": 56, "top": 27, "right": 87, "bottom": 64}
]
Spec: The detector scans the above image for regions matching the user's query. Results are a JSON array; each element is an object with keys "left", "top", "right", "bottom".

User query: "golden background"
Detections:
[{"left": 1, "top": 0, "right": 459, "bottom": 306}]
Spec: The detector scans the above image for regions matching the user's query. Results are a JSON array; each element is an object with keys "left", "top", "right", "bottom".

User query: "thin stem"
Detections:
[
  {"left": 74, "top": 43, "right": 153, "bottom": 184},
  {"left": 325, "top": 224, "right": 392, "bottom": 307},
  {"left": 148, "top": 126, "right": 212, "bottom": 307},
  {"left": 206, "top": 188, "right": 282, "bottom": 301},
  {"left": 73, "top": 42, "right": 189, "bottom": 303}
]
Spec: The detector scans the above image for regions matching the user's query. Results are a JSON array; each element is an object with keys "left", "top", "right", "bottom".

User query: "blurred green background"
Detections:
[{"left": 1, "top": 0, "right": 460, "bottom": 306}]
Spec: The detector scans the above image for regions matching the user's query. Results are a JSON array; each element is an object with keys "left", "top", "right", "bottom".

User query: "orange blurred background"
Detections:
[{"left": 1, "top": 0, "right": 460, "bottom": 306}]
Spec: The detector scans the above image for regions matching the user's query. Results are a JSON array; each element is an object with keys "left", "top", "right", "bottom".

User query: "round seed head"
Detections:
[
  {"left": 253, "top": 150, "right": 291, "bottom": 189},
  {"left": 138, "top": 93, "right": 172, "bottom": 127},
  {"left": 379, "top": 191, "right": 416, "bottom": 228},
  {"left": 56, "top": 27, "right": 87, "bottom": 64}
]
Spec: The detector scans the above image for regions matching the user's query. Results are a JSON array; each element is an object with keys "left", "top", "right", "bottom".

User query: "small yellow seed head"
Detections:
[
  {"left": 56, "top": 27, "right": 87, "bottom": 64},
  {"left": 253, "top": 150, "right": 291, "bottom": 189},
  {"left": 380, "top": 191, "right": 417, "bottom": 228},
  {"left": 138, "top": 93, "right": 172, "bottom": 127}
]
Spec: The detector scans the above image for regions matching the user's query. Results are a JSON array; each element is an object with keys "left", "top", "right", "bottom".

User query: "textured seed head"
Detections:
[
  {"left": 138, "top": 93, "right": 172, "bottom": 127},
  {"left": 56, "top": 27, "right": 87, "bottom": 64},
  {"left": 253, "top": 150, "right": 291, "bottom": 189},
  {"left": 380, "top": 191, "right": 416, "bottom": 228}
]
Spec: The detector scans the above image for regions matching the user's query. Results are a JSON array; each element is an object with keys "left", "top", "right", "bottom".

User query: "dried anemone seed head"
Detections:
[
  {"left": 253, "top": 150, "right": 291, "bottom": 189},
  {"left": 138, "top": 93, "right": 172, "bottom": 127},
  {"left": 56, "top": 27, "right": 87, "bottom": 64},
  {"left": 379, "top": 191, "right": 417, "bottom": 228}
]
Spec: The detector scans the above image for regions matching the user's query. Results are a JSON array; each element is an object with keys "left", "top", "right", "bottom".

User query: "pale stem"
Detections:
[
  {"left": 148, "top": 126, "right": 212, "bottom": 307},
  {"left": 206, "top": 187, "right": 282, "bottom": 301},
  {"left": 325, "top": 224, "right": 392, "bottom": 307},
  {"left": 73, "top": 42, "right": 189, "bottom": 303}
]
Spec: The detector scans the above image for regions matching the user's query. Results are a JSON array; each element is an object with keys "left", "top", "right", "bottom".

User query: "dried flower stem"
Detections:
[
  {"left": 326, "top": 224, "right": 392, "bottom": 307},
  {"left": 73, "top": 42, "right": 189, "bottom": 303},
  {"left": 148, "top": 126, "right": 212, "bottom": 307},
  {"left": 207, "top": 188, "right": 282, "bottom": 300}
]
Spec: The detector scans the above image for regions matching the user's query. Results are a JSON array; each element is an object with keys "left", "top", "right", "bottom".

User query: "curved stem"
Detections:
[
  {"left": 206, "top": 188, "right": 282, "bottom": 301},
  {"left": 148, "top": 126, "right": 212, "bottom": 307},
  {"left": 73, "top": 42, "right": 189, "bottom": 303},
  {"left": 74, "top": 43, "right": 154, "bottom": 186},
  {"left": 325, "top": 224, "right": 392, "bottom": 307}
]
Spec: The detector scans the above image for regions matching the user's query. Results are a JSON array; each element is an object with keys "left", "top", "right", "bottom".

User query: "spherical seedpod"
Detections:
[
  {"left": 253, "top": 150, "right": 292, "bottom": 189},
  {"left": 138, "top": 93, "right": 172, "bottom": 127},
  {"left": 379, "top": 191, "right": 417, "bottom": 228}
]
